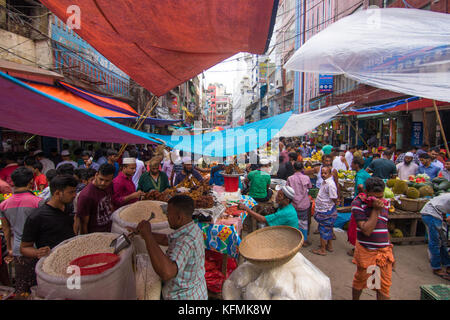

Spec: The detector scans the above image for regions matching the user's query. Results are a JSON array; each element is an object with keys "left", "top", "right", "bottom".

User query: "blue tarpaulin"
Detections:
[
  {"left": 148, "top": 111, "right": 293, "bottom": 157},
  {"left": 348, "top": 96, "right": 420, "bottom": 114}
]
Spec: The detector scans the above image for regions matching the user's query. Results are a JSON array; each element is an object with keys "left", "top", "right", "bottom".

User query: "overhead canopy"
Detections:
[
  {"left": 147, "top": 102, "right": 352, "bottom": 156},
  {"left": 284, "top": 8, "right": 450, "bottom": 103},
  {"left": 40, "top": 0, "right": 279, "bottom": 96},
  {"left": 0, "top": 71, "right": 159, "bottom": 144},
  {"left": 22, "top": 80, "right": 182, "bottom": 126},
  {"left": 278, "top": 102, "right": 353, "bottom": 137},
  {"left": 0, "top": 71, "right": 349, "bottom": 156}
]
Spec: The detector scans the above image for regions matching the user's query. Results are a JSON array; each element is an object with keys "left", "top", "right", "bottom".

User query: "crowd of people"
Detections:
[
  {"left": 0, "top": 138, "right": 449, "bottom": 299},
  {"left": 238, "top": 137, "right": 450, "bottom": 299}
]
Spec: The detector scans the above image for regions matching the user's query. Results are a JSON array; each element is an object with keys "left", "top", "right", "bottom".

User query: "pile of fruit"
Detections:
[
  {"left": 408, "top": 174, "right": 430, "bottom": 184},
  {"left": 430, "top": 177, "right": 450, "bottom": 196},
  {"left": 386, "top": 176, "right": 444, "bottom": 200},
  {"left": 304, "top": 151, "right": 322, "bottom": 162},
  {"left": 1, "top": 190, "right": 42, "bottom": 203},
  {"left": 337, "top": 170, "right": 356, "bottom": 180}
]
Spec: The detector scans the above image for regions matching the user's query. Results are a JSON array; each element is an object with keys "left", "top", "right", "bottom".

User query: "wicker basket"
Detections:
[
  {"left": 239, "top": 226, "right": 304, "bottom": 269},
  {"left": 395, "top": 197, "right": 429, "bottom": 212},
  {"left": 343, "top": 181, "right": 355, "bottom": 190}
]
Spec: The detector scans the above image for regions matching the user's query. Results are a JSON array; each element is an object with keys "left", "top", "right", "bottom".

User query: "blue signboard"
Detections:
[
  {"left": 411, "top": 122, "right": 423, "bottom": 147},
  {"left": 319, "top": 74, "right": 333, "bottom": 93}
]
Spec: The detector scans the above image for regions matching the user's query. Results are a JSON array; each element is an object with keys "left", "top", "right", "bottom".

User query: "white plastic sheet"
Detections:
[
  {"left": 278, "top": 102, "right": 353, "bottom": 137},
  {"left": 284, "top": 8, "right": 450, "bottom": 102},
  {"left": 222, "top": 252, "right": 332, "bottom": 300}
]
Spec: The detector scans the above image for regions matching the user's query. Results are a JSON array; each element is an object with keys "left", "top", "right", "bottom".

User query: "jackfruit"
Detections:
[
  {"left": 386, "top": 179, "right": 397, "bottom": 188},
  {"left": 393, "top": 180, "right": 408, "bottom": 195},
  {"left": 392, "top": 228, "right": 404, "bottom": 238},
  {"left": 418, "top": 185, "right": 434, "bottom": 197},
  {"left": 406, "top": 187, "right": 420, "bottom": 199}
]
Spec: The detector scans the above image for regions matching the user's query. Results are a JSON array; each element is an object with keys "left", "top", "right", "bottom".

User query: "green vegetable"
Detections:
[
  {"left": 438, "top": 181, "right": 450, "bottom": 191},
  {"left": 432, "top": 177, "right": 446, "bottom": 184}
]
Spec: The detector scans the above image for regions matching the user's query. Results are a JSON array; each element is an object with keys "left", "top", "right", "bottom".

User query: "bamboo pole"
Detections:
[
  {"left": 433, "top": 100, "right": 450, "bottom": 159},
  {"left": 346, "top": 118, "right": 369, "bottom": 149},
  {"left": 117, "top": 96, "right": 159, "bottom": 158}
]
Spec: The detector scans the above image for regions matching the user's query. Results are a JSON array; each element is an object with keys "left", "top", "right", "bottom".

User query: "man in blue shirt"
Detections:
[
  {"left": 238, "top": 185, "right": 298, "bottom": 229},
  {"left": 352, "top": 156, "right": 371, "bottom": 195},
  {"left": 418, "top": 153, "right": 440, "bottom": 180}
]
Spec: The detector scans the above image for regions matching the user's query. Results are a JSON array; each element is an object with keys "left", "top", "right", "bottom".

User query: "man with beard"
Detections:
[
  {"left": 112, "top": 158, "right": 145, "bottom": 209},
  {"left": 396, "top": 152, "right": 419, "bottom": 180},
  {"left": 173, "top": 157, "right": 204, "bottom": 186}
]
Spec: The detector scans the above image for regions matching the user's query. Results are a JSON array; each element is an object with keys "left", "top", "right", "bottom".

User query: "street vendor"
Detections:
[
  {"left": 112, "top": 158, "right": 145, "bottom": 209},
  {"left": 351, "top": 177, "right": 395, "bottom": 300},
  {"left": 138, "top": 158, "right": 170, "bottom": 193},
  {"left": 209, "top": 160, "right": 225, "bottom": 186},
  {"left": 173, "top": 157, "right": 204, "bottom": 186},
  {"left": 131, "top": 195, "right": 207, "bottom": 300},
  {"left": 245, "top": 158, "right": 272, "bottom": 203},
  {"left": 238, "top": 185, "right": 299, "bottom": 229}
]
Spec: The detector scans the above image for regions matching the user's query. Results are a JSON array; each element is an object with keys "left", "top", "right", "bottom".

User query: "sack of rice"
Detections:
[
  {"left": 35, "top": 233, "right": 136, "bottom": 300},
  {"left": 135, "top": 254, "right": 162, "bottom": 300},
  {"left": 112, "top": 200, "right": 169, "bottom": 232},
  {"left": 111, "top": 201, "right": 174, "bottom": 255}
]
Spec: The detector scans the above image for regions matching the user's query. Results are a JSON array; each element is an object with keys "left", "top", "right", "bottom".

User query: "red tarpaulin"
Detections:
[{"left": 40, "top": 0, "right": 279, "bottom": 96}]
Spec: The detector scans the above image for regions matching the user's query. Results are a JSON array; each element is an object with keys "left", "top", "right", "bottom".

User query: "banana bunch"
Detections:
[
  {"left": 311, "top": 152, "right": 322, "bottom": 161},
  {"left": 338, "top": 170, "right": 356, "bottom": 180}
]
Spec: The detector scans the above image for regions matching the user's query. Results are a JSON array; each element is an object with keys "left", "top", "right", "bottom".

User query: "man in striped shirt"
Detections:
[{"left": 351, "top": 177, "right": 395, "bottom": 300}]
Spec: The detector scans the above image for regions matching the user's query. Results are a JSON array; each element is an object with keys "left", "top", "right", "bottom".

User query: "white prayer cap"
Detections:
[
  {"left": 260, "top": 158, "right": 270, "bottom": 165},
  {"left": 33, "top": 149, "right": 43, "bottom": 155},
  {"left": 405, "top": 152, "right": 414, "bottom": 158},
  {"left": 61, "top": 150, "right": 70, "bottom": 156},
  {"left": 281, "top": 185, "right": 296, "bottom": 200},
  {"left": 122, "top": 157, "right": 136, "bottom": 164},
  {"left": 182, "top": 156, "right": 192, "bottom": 164}
]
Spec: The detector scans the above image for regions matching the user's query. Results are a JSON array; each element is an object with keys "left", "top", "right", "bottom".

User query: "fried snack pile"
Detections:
[
  {"left": 146, "top": 179, "right": 215, "bottom": 208},
  {"left": 224, "top": 163, "right": 244, "bottom": 174}
]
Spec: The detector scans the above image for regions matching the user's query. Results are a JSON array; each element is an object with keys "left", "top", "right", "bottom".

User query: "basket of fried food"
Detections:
[{"left": 145, "top": 178, "right": 215, "bottom": 209}]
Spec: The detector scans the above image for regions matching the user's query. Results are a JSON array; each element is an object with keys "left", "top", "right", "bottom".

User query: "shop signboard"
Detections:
[
  {"left": 319, "top": 74, "right": 333, "bottom": 93},
  {"left": 411, "top": 122, "right": 423, "bottom": 147},
  {"left": 259, "top": 62, "right": 268, "bottom": 83}
]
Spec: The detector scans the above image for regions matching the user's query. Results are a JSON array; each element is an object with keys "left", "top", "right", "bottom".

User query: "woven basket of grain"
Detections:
[{"left": 239, "top": 226, "right": 304, "bottom": 269}]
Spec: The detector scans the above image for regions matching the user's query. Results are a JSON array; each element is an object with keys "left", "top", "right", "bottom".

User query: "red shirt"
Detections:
[
  {"left": 0, "top": 164, "right": 19, "bottom": 187},
  {"left": 34, "top": 173, "right": 48, "bottom": 190},
  {"left": 112, "top": 171, "right": 137, "bottom": 209},
  {"left": 0, "top": 178, "right": 12, "bottom": 194}
]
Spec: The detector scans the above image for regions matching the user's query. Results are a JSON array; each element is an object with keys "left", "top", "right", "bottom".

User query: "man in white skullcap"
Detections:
[
  {"left": 238, "top": 185, "right": 299, "bottom": 229},
  {"left": 112, "top": 157, "right": 144, "bottom": 209},
  {"left": 396, "top": 151, "right": 419, "bottom": 180},
  {"left": 56, "top": 150, "right": 78, "bottom": 169},
  {"left": 173, "top": 156, "right": 204, "bottom": 186}
]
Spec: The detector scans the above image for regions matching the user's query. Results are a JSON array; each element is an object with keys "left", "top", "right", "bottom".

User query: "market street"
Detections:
[{"left": 300, "top": 220, "right": 445, "bottom": 300}]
